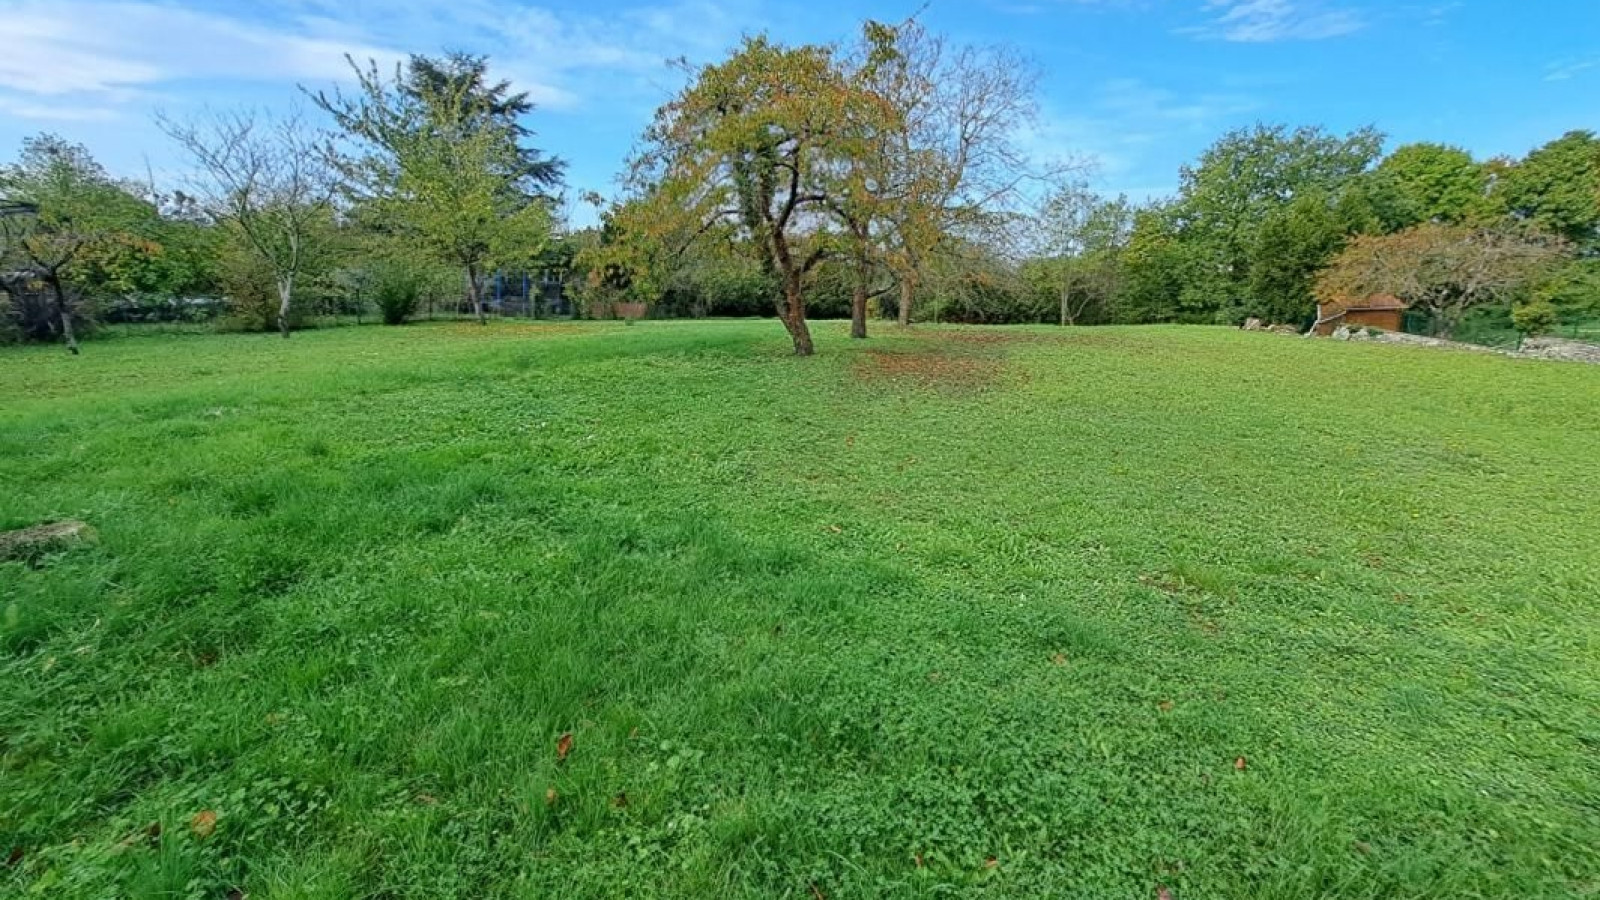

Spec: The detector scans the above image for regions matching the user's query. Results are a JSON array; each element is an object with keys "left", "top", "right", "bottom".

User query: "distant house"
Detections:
[{"left": 1313, "top": 294, "right": 1407, "bottom": 335}]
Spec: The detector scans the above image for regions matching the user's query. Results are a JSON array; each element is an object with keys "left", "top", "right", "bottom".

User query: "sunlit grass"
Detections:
[{"left": 3, "top": 320, "right": 1597, "bottom": 898}]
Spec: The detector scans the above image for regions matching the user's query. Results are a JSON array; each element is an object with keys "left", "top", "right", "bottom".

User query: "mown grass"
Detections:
[{"left": 2, "top": 320, "right": 1597, "bottom": 899}]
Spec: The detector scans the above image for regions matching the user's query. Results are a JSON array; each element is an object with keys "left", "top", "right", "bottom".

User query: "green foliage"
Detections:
[
  {"left": 1531, "top": 258, "right": 1600, "bottom": 324},
  {"left": 2, "top": 322, "right": 1597, "bottom": 897},
  {"left": 1248, "top": 190, "right": 1360, "bottom": 324},
  {"left": 1177, "top": 124, "right": 1382, "bottom": 263},
  {"left": 1115, "top": 124, "right": 1385, "bottom": 324},
  {"left": 158, "top": 110, "right": 339, "bottom": 338},
  {"left": 919, "top": 249, "right": 1036, "bottom": 324},
  {"left": 214, "top": 241, "right": 308, "bottom": 333},
  {"left": 1368, "top": 142, "right": 1493, "bottom": 230},
  {"left": 1511, "top": 298, "right": 1558, "bottom": 336},
  {"left": 370, "top": 262, "right": 426, "bottom": 325},
  {"left": 1497, "top": 130, "right": 1600, "bottom": 249},
  {"left": 1030, "top": 186, "right": 1133, "bottom": 325},
  {"left": 0, "top": 134, "right": 159, "bottom": 348},
  {"left": 1120, "top": 206, "right": 1223, "bottom": 323},
  {"left": 211, "top": 210, "right": 344, "bottom": 333},
  {"left": 315, "top": 54, "right": 561, "bottom": 323}
]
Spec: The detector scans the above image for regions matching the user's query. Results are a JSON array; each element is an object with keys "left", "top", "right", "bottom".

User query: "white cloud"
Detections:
[
  {"left": 1544, "top": 57, "right": 1599, "bottom": 82},
  {"left": 0, "top": 0, "right": 750, "bottom": 120},
  {"left": 272, "top": 0, "right": 748, "bottom": 109},
  {"left": 1189, "top": 0, "right": 1363, "bottom": 42},
  {"left": 1020, "top": 78, "right": 1259, "bottom": 199},
  {"left": 0, "top": 2, "right": 399, "bottom": 97},
  {"left": 0, "top": 96, "right": 121, "bottom": 122}
]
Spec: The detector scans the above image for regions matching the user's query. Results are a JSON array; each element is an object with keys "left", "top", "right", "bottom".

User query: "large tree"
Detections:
[
  {"left": 1247, "top": 187, "right": 1378, "bottom": 324},
  {"left": 160, "top": 109, "right": 337, "bottom": 338},
  {"left": 1497, "top": 130, "right": 1600, "bottom": 249},
  {"left": 0, "top": 135, "right": 153, "bottom": 353},
  {"left": 856, "top": 19, "right": 1044, "bottom": 328},
  {"left": 1314, "top": 223, "right": 1566, "bottom": 337},
  {"left": 1032, "top": 182, "right": 1133, "bottom": 325},
  {"left": 1118, "top": 204, "right": 1219, "bottom": 324},
  {"left": 1368, "top": 142, "right": 1492, "bottom": 230},
  {"left": 1180, "top": 125, "right": 1381, "bottom": 257},
  {"left": 616, "top": 35, "right": 887, "bottom": 355},
  {"left": 1123, "top": 123, "right": 1383, "bottom": 323},
  {"left": 313, "top": 54, "right": 563, "bottom": 325}
]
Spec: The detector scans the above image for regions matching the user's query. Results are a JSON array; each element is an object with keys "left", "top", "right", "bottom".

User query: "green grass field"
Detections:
[{"left": 3, "top": 321, "right": 1597, "bottom": 898}]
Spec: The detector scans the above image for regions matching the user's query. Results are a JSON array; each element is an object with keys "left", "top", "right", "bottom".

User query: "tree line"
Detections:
[
  {"left": 3, "top": 19, "right": 1597, "bottom": 355},
  {"left": 586, "top": 19, "right": 1599, "bottom": 352},
  {"left": 0, "top": 53, "right": 569, "bottom": 351}
]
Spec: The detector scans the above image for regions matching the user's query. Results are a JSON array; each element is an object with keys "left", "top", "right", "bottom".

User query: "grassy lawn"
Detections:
[{"left": 2, "top": 320, "right": 1597, "bottom": 898}]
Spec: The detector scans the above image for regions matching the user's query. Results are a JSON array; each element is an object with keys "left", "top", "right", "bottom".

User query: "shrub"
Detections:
[
  {"left": 371, "top": 264, "right": 424, "bottom": 325},
  {"left": 1512, "top": 299, "right": 1559, "bottom": 337}
]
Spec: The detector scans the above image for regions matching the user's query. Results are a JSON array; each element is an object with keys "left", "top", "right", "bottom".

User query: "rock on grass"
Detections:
[{"left": 0, "top": 520, "right": 97, "bottom": 561}]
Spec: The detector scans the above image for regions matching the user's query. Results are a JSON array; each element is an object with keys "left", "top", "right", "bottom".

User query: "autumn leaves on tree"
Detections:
[{"left": 594, "top": 20, "right": 1040, "bottom": 355}]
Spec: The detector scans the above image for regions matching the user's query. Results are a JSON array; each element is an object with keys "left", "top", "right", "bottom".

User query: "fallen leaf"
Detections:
[
  {"left": 415, "top": 793, "right": 438, "bottom": 806},
  {"left": 1050, "top": 653, "right": 1068, "bottom": 666},
  {"left": 984, "top": 856, "right": 998, "bottom": 869},
  {"left": 190, "top": 810, "right": 217, "bottom": 839},
  {"left": 612, "top": 791, "right": 628, "bottom": 808},
  {"left": 628, "top": 727, "right": 640, "bottom": 740},
  {"left": 1157, "top": 886, "right": 1174, "bottom": 900},
  {"left": 226, "top": 890, "right": 246, "bottom": 900},
  {"left": 556, "top": 732, "right": 573, "bottom": 763},
  {"left": 826, "top": 524, "right": 842, "bottom": 534},
  {"left": 1158, "top": 700, "right": 1175, "bottom": 713},
  {"left": 1233, "top": 756, "right": 1247, "bottom": 771},
  {"left": 913, "top": 852, "right": 923, "bottom": 868},
  {"left": 1352, "top": 840, "right": 1372, "bottom": 855},
  {"left": 544, "top": 787, "right": 558, "bottom": 806},
  {"left": 810, "top": 883, "right": 825, "bottom": 900},
  {"left": 145, "top": 821, "right": 162, "bottom": 844}
]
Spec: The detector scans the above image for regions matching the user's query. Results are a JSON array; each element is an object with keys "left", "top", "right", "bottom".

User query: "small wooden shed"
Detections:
[{"left": 1314, "top": 294, "right": 1407, "bottom": 335}]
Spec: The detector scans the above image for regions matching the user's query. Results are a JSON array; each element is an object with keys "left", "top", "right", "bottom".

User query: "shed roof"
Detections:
[
  {"left": 1353, "top": 294, "right": 1407, "bottom": 311},
  {"left": 1322, "top": 293, "right": 1407, "bottom": 313}
]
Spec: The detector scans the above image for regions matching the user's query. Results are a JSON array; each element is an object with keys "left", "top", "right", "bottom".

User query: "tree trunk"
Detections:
[
  {"left": 897, "top": 272, "right": 916, "bottom": 327},
  {"left": 779, "top": 279, "right": 814, "bottom": 356},
  {"left": 1060, "top": 282, "right": 1071, "bottom": 327},
  {"left": 49, "top": 278, "right": 79, "bottom": 355},
  {"left": 467, "top": 266, "right": 486, "bottom": 325},
  {"left": 276, "top": 275, "right": 294, "bottom": 339},
  {"left": 850, "top": 264, "right": 869, "bottom": 340}
]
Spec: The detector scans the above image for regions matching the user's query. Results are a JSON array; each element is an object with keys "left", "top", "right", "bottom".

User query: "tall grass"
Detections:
[{"left": 3, "top": 320, "right": 1597, "bottom": 898}]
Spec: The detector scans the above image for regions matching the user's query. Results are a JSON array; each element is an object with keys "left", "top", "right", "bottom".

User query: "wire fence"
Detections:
[{"left": 1402, "top": 307, "right": 1600, "bottom": 349}]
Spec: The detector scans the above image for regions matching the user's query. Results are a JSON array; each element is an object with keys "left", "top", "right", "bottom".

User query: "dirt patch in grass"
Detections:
[
  {"left": 851, "top": 329, "right": 1043, "bottom": 388},
  {"left": 852, "top": 347, "right": 1005, "bottom": 389}
]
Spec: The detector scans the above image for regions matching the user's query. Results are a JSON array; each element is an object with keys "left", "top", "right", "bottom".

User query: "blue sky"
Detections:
[{"left": 1, "top": 0, "right": 1596, "bottom": 223}]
